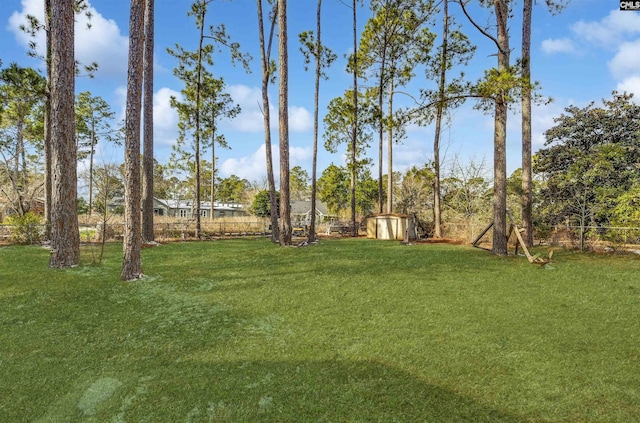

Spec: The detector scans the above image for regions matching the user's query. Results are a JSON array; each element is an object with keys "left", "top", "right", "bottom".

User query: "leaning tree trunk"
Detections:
[
  {"left": 492, "top": 0, "right": 509, "bottom": 256},
  {"left": 141, "top": 0, "right": 155, "bottom": 243},
  {"left": 121, "top": 0, "right": 145, "bottom": 280},
  {"left": 521, "top": 0, "right": 534, "bottom": 247},
  {"left": 278, "top": 0, "right": 292, "bottom": 245},
  {"left": 49, "top": 0, "right": 79, "bottom": 269}
]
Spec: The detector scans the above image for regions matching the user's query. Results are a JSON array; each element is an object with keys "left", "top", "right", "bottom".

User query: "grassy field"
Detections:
[{"left": 0, "top": 238, "right": 639, "bottom": 422}]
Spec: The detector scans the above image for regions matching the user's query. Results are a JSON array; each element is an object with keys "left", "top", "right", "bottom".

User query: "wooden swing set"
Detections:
[{"left": 472, "top": 210, "right": 553, "bottom": 266}]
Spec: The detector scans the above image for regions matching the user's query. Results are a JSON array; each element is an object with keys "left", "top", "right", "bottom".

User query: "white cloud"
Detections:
[
  {"left": 564, "top": 11, "right": 640, "bottom": 93},
  {"left": 153, "top": 87, "right": 181, "bottom": 146},
  {"left": 222, "top": 85, "right": 268, "bottom": 133},
  {"left": 608, "top": 39, "right": 640, "bottom": 80},
  {"left": 616, "top": 76, "right": 640, "bottom": 101},
  {"left": 113, "top": 86, "right": 128, "bottom": 123},
  {"left": 393, "top": 138, "right": 430, "bottom": 173},
  {"left": 75, "top": 4, "right": 128, "bottom": 78},
  {"left": 8, "top": 0, "right": 128, "bottom": 79},
  {"left": 92, "top": 139, "right": 123, "bottom": 166},
  {"left": 406, "top": 123, "right": 431, "bottom": 134},
  {"left": 288, "top": 106, "right": 313, "bottom": 132},
  {"left": 572, "top": 9, "right": 640, "bottom": 48},
  {"left": 222, "top": 84, "right": 313, "bottom": 133},
  {"left": 7, "top": 0, "right": 44, "bottom": 51},
  {"left": 531, "top": 102, "right": 565, "bottom": 150},
  {"left": 290, "top": 145, "right": 313, "bottom": 164},
  {"left": 221, "top": 144, "right": 271, "bottom": 182},
  {"left": 219, "top": 143, "right": 313, "bottom": 182},
  {"left": 541, "top": 38, "right": 578, "bottom": 55},
  {"left": 513, "top": 9, "right": 640, "bottom": 98},
  {"left": 112, "top": 86, "right": 180, "bottom": 155}
]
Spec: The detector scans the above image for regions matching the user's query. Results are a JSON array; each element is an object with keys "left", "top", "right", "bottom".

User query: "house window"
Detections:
[
  {"left": 201, "top": 210, "right": 207, "bottom": 217},
  {"left": 179, "top": 209, "right": 188, "bottom": 218}
]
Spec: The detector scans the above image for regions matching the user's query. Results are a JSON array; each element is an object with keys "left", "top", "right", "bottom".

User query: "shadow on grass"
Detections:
[{"left": 40, "top": 358, "right": 527, "bottom": 422}]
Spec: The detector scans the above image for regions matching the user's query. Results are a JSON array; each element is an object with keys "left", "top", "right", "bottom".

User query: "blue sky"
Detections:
[{"left": 1, "top": 0, "right": 638, "bottom": 184}]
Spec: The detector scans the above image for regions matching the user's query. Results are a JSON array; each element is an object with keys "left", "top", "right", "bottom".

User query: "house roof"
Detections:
[
  {"left": 155, "top": 198, "right": 244, "bottom": 211},
  {"left": 290, "top": 200, "right": 329, "bottom": 216}
]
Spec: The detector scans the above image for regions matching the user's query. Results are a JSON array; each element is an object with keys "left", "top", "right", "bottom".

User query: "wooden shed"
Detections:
[{"left": 366, "top": 214, "right": 416, "bottom": 241}]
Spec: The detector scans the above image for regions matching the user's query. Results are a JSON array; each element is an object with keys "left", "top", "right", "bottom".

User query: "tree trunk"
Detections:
[
  {"left": 210, "top": 119, "right": 216, "bottom": 221},
  {"left": 121, "top": 0, "right": 145, "bottom": 280},
  {"left": 15, "top": 121, "right": 25, "bottom": 215},
  {"left": 278, "top": 0, "right": 292, "bottom": 245},
  {"left": 44, "top": 0, "right": 52, "bottom": 239},
  {"left": 17, "top": 122, "right": 25, "bottom": 191},
  {"left": 142, "top": 0, "right": 155, "bottom": 243},
  {"left": 579, "top": 185, "right": 588, "bottom": 252},
  {"left": 378, "top": 60, "right": 385, "bottom": 214},
  {"left": 88, "top": 121, "right": 95, "bottom": 215},
  {"left": 193, "top": 3, "right": 206, "bottom": 240},
  {"left": 492, "top": 0, "right": 509, "bottom": 256},
  {"left": 350, "top": 0, "right": 358, "bottom": 237},
  {"left": 386, "top": 78, "right": 394, "bottom": 214},
  {"left": 521, "top": 0, "right": 534, "bottom": 247},
  {"left": 308, "top": 0, "right": 323, "bottom": 243},
  {"left": 433, "top": 0, "right": 449, "bottom": 239},
  {"left": 257, "top": 0, "right": 279, "bottom": 242},
  {"left": 49, "top": 0, "right": 79, "bottom": 268}
]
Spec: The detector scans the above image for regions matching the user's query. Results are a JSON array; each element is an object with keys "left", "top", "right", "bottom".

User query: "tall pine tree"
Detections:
[
  {"left": 121, "top": 0, "right": 145, "bottom": 280},
  {"left": 49, "top": 0, "right": 80, "bottom": 268}
]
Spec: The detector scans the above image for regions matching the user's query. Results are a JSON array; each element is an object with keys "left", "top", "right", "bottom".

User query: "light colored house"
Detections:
[
  {"left": 152, "top": 198, "right": 170, "bottom": 216},
  {"left": 290, "top": 200, "right": 330, "bottom": 225},
  {"left": 155, "top": 198, "right": 246, "bottom": 218}
]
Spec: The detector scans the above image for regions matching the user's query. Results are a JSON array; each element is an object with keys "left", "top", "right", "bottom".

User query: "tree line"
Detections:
[{"left": 5, "top": 0, "right": 640, "bottom": 279}]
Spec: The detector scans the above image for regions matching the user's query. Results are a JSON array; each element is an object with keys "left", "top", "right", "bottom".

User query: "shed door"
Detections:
[{"left": 377, "top": 218, "right": 394, "bottom": 240}]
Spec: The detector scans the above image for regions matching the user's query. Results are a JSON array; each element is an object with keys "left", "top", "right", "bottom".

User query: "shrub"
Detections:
[
  {"left": 250, "top": 190, "right": 279, "bottom": 217},
  {"left": 3, "top": 212, "right": 43, "bottom": 244}
]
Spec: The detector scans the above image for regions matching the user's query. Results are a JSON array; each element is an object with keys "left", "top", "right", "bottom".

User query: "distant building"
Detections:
[
  {"left": 290, "top": 200, "right": 330, "bottom": 225},
  {"left": 153, "top": 198, "right": 246, "bottom": 218}
]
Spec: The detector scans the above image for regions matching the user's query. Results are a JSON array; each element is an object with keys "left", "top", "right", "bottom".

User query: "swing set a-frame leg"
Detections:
[
  {"left": 472, "top": 221, "right": 494, "bottom": 250},
  {"left": 473, "top": 211, "right": 552, "bottom": 265}
]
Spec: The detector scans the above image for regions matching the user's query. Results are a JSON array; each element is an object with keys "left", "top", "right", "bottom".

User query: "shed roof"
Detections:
[{"left": 367, "top": 213, "right": 413, "bottom": 219}]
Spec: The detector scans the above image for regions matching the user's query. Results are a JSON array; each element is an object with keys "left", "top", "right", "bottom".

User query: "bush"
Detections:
[
  {"left": 250, "top": 190, "right": 279, "bottom": 217},
  {"left": 3, "top": 212, "right": 43, "bottom": 244}
]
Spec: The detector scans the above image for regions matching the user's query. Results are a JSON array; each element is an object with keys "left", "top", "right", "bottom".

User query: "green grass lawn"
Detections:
[{"left": 1, "top": 238, "right": 639, "bottom": 422}]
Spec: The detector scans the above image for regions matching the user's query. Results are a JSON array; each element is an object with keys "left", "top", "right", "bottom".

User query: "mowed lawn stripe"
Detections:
[{"left": 1, "top": 238, "right": 638, "bottom": 422}]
